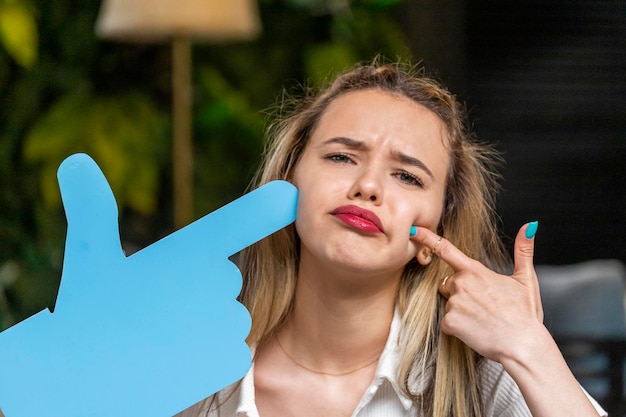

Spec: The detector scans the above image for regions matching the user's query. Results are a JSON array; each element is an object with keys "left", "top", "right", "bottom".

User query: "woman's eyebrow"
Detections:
[
  {"left": 319, "top": 137, "right": 366, "bottom": 149},
  {"left": 392, "top": 150, "right": 435, "bottom": 180}
]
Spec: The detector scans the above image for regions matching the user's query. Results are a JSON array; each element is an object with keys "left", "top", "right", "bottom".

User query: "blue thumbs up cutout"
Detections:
[{"left": 0, "top": 153, "right": 298, "bottom": 417}]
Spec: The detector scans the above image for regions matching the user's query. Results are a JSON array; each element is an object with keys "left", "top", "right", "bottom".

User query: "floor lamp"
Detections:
[{"left": 95, "top": 0, "right": 261, "bottom": 228}]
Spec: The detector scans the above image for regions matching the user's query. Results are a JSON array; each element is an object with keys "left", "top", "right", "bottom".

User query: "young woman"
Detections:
[{"left": 176, "top": 60, "right": 607, "bottom": 417}]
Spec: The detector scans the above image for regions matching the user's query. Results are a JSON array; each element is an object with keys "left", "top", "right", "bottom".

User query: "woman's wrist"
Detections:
[
  {"left": 498, "top": 324, "right": 602, "bottom": 416},
  {"left": 498, "top": 323, "right": 557, "bottom": 378}
]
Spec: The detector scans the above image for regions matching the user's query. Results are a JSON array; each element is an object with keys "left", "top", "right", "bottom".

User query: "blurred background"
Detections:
[{"left": 0, "top": 0, "right": 624, "bottom": 413}]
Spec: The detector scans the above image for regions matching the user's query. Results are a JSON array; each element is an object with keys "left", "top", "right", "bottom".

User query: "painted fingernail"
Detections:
[
  {"left": 410, "top": 226, "right": 417, "bottom": 236},
  {"left": 525, "top": 221, "right": 539, "bottom": 239}
]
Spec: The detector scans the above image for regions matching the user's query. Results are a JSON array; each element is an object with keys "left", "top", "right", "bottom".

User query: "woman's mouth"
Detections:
[{"left": 331, "top": 205, "right": 384, "bottom": 234}]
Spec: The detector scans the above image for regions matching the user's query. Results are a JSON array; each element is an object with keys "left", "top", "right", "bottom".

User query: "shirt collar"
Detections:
[
  {"left": 370, "top": 308, "right": 415, "bottom": 411},
  {"left": 235, "top": 355, "right": 258, "bottom": 417}
]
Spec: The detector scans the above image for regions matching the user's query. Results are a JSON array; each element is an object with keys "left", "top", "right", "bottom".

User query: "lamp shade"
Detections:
[{"left": 95, "top": 0, "right": 262, "bottom": 42}]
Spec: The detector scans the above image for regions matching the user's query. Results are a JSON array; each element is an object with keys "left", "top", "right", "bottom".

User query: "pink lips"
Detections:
[{"left": 331, "top": 205, "right": 384, "bottom": 234}]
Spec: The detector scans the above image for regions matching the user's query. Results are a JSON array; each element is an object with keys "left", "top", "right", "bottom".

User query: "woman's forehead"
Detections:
[
  {"left": 312, "top": 89, "right": 450, "bottom": 150},
  {"left": 299, "top": 90, "right": 451, "bottom": 179}
]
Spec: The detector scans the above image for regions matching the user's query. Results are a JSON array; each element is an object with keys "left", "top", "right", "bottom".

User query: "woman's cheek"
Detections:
[{"left": 422, "top": 203, "right": 445, "bottom": 231}]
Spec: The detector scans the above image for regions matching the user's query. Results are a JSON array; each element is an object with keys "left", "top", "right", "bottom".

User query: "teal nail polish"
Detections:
[
  {"left": 410, "top": 226, "right": 417, "bottom": 236},
  {"left": 525, "top": 221, "right": 539, "bottom": 239}
]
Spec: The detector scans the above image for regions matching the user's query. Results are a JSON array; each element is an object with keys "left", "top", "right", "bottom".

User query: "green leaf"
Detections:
[
  {"left": 0, "top": 1, "right": 38, "bottom": 68},
  {"left": 23, "top": 92, "right": 169, "bottom": 215}
]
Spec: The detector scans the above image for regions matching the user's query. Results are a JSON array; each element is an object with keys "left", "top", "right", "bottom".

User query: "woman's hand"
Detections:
[
  {"left": 411, "top": 222, "right": 604, "bottom": 416},
  {"left": 411, "top": 222, "right": 544, "bottom": 362}
]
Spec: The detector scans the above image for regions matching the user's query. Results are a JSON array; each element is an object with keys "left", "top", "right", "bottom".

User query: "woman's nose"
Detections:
[{"left": 349, "top": 169, "right": 383, "bottom": 203}]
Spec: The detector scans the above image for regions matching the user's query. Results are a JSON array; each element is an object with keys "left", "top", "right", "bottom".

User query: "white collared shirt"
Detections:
[{"left": 175, "top": 311, "right": 607, "bottom": 417}]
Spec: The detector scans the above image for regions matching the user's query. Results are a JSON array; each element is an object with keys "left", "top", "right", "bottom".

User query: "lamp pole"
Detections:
[
  {"left": 94, "top": 0, "right": 262, "bottom": 230},
  {"left": 172, "top": 36, "right": 193, "bottom": 228}
]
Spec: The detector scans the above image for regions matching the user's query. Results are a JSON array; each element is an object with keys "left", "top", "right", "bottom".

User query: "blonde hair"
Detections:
[{"left": 238, "top": 59, "right": 508, "bottom": 417}]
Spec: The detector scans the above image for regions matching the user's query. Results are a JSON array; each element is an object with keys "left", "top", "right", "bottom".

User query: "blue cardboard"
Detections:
[{"left": 0, "top": 153, "right": 298, "bottom": 417}]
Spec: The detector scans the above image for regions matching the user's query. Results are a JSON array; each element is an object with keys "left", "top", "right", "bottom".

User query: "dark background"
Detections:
[
  {"left": 469, "top": 0, "right": 625, "bottom": 266},
  {"left": 410, "top": 0, "right": 625, "bottom": 265}
]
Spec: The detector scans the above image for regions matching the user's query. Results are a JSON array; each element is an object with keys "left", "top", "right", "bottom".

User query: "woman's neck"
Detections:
[{"left": 276, "top": 256, "right": 401, "bottom": 375}]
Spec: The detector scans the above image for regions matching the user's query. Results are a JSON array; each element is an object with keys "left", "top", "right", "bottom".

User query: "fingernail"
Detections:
[
  {"left": 410, "top": 226, "right": 417, "bottom": 236},
  {"left": 525, "top": 221, "right": 539, "bottom": 239}
]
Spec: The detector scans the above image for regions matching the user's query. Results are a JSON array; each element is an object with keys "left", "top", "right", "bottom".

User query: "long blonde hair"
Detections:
[{"left": 238, "top": 59, "right": 508, "bottom": 417}]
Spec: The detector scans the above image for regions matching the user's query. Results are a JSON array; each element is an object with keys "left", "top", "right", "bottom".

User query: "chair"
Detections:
[{"left": 537, "top": 259, "right": 626, "bottom": 416}]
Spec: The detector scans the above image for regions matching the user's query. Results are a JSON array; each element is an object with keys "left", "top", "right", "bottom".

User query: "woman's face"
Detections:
[{"left": 291, "top": 89, "right": 450, "bottom": 277}]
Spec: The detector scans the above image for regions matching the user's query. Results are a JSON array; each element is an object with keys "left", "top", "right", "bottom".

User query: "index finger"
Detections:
[
  {"left": 411, "top": 226, "right": 474, "bottom": 272},
  {"left": 197, "top": 180, "right": 298, "bottom": 256}
]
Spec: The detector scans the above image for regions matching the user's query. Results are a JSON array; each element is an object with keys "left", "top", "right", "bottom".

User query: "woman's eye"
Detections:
[
  {"left": 324, "top": 153, "right": 354, "bottom": 164},
  {"left": 395, "top": 171, "right": 424, "bottom": 187}
]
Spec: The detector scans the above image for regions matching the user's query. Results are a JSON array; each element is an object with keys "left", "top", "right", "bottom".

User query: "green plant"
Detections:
[{"left": 23, "top": 90, "right": 169, "bottom": 215}]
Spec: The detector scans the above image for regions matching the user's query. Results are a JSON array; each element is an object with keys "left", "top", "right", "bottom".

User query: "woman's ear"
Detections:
[{"left": 416, "top": 246, "right": 433, "bottom": 266}]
